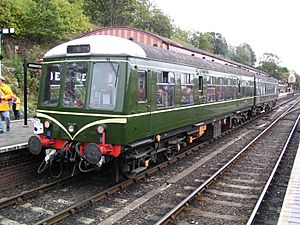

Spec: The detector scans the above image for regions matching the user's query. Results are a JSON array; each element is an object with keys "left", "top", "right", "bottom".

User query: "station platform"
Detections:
[
  {"left": 278, "top": 138, "right": 300, "bottom": 224},
  {"left": 0, "top": 118, "right": 34, "bottom": 153}
]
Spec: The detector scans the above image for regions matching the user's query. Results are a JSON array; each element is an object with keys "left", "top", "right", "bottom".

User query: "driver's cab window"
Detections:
[
  {"left": 89, "top": 62, "right": 119, "bottom": 110},
  {"left": 42, "top": 64, "right": 61, "bottom": 106},
  {"left": 63, "top": 62, "right": 88, "bottom": 107}
]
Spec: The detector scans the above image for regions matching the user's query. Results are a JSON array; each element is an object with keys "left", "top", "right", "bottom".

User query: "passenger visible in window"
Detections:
[
  {"left": 64, "top": 81, "right": 83, "bottom": 107},
  {"left": 157, "top": 87, "right": 170, "bottom": 107},
  {"left": 181, "top": 87, "right": 193, "bottom": 104},
  {"left": 216, "top": 86, "right": 222, "bottom": 101},
  {"left": 138, "top": 87, "right": 145, "bottom": 101},
  {"left": 64, "top": 81, "right": 75, "bottom": 105},
  {"left": 162, "top": 87, "right": 170, "bottom": 106},
  {"left": 157, "top": 89, "right": 163, "bottom": 105}
]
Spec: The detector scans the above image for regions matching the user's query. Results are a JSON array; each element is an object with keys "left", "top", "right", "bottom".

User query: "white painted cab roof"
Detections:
[{"left": 44, "top": 35, "right": 147, "bottom": 59}]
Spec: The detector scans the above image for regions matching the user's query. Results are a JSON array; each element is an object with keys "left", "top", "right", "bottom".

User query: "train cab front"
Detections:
[
  {"left": 28, "top": 118, "right": 123, "bottom": 177},
  {"left": 27, "top": 57, "right": 128, "bottom": 177}
]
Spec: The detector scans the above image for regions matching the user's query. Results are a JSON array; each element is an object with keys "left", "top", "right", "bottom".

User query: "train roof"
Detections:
[
  {"left": 138, "top": 43, "right": 253, "bottom": 77},
  {"left": 44, "top": 35, "right": 275, "bottom": 81},
  {"left": 83, "top": 26, "right": 269, "bottom": 77},
  {"left": 44, "top": 35, "right": 146, "bottom": 59}
]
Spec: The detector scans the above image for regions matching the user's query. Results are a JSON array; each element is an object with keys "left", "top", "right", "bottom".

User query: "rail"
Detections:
[{"left": 154, "top": 99, "right": 300, "bottom": 225}]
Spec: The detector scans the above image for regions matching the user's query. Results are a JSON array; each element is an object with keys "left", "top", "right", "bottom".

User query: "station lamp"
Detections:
[{"left": 0, "top": 27, "right": 15, "bottom": 76}]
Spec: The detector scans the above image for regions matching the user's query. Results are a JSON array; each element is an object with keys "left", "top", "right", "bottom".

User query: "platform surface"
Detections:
[
  {"left": 278, "top": 137, "right": 300, "bottom": 224},
  {"left": 0, "top": 119, "right": 35, "bottom": 153}
]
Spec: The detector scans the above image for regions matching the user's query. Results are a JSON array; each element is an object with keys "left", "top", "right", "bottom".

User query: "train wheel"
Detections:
[{"left": 163, "top": 151, "right": 174, "bottom": 161}]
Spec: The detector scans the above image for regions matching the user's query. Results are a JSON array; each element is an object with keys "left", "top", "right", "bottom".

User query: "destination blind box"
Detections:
[{"left": 27, "top": 63, "right": 42, "bottom": 69}]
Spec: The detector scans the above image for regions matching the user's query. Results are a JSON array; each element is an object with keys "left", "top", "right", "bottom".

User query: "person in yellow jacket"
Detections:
[
  {"left": 0, "top": 75, "right": 13, "bottom": 133},
  {"left": 13, "top": 95, "right": 21, "bottom": 120}
]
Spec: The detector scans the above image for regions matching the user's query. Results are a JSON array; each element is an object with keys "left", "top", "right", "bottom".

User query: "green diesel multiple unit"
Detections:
[{"left": 28, "top": 35, "right": 278, "bottom": 178}]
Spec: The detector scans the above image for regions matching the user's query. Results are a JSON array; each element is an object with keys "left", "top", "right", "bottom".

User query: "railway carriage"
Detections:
[{"left": 28, "top": 35, "right": 278, "bottom": 178}]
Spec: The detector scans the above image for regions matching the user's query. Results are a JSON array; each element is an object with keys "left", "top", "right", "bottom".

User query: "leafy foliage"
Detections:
[
  {"left": 210, "top": 32, "right": 228, "bottom": 56},
  {"left": 257, "top": 53, "right": 289, "bottom": 81},
  {"left": 84, "top": 0, "right": 173, "bottom": 37},
  {"left": 190, "top": 32, "right": 215, "bottom": 53},
  {"left": 23, "top": 0, "right": 90, "bottom": 42},
  {"left": 228, "top": 43, "right": 256, "bottom": 66},
  {"left": 185, "top": 31, "right": 229, "bottom": 56},
  {"left": 0, "top": 0, "right": 90, "bottom": 42},
  {"left": 84, "top": 0, "right": 136, "bottom": 27},
  {"left": 172, "top": 27, "right": 192, "bottom": 45},
  {"left": 0, "top": 0, "right": 32, "bottom": 35}
]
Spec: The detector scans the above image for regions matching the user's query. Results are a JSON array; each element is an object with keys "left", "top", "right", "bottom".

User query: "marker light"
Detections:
[
  {"left": 68, "top": 124, "right": 75, "bottom": 133},
  {"left": 44, "top": 120, "right": 51, "bottom": 129},
  {"left": 97, "top": 125, "right": 105, "bottom": 134}
]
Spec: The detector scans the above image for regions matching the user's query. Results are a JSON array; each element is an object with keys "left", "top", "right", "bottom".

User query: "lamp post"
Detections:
[{"left": 0, "top": 27, "right": 15, "bottom": 77}]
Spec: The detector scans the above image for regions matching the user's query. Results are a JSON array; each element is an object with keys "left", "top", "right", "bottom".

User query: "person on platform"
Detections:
[
  {"left": 12, "top": 95, "right": 21, "bottom": 120},
  {"left": 0, "top": 75, "right": 13, "bottom": 133}
]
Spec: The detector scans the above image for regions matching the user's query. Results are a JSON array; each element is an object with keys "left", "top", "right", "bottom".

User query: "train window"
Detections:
[
  {"left": 226, "top": 78, "right": 237, "bottom": 100},
  {"left": 249, "top": 80, "right": 254, "bottom": 96},
  {"left": 240, "top": 79, "right": 254, "bottom": 97},
  {"left": 216, "top": 77, "right": 225, "bottom": 101},
  {"left": 63, "top": 62, "right": 88, "bottom": 107},
  {"left": 207, "top": 75, "right": 216, "bottom": 102},
  {"left": 157, "top": 71, "right": 175, "bottom": 107},
  {"left": 42, "top": 64, "right": 61, "bottom": 106},
  {"left": 181, "top": 73, "right": 194, "bottom": 105},
  {"left": 138, "top": 71, "right": 147, "bottom": 102},
  {"left": 89, "top": 62, "right": 119, "bottom": 110},
  {"left": 241, "top": 80, "right": 248, "bottom": 97}
]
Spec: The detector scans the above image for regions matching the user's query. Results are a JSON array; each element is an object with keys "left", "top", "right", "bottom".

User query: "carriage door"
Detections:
[
  {"left": 137, "top": 70, "right": 151, "bottom": 133},
  {"left": 198, "top": 75, "right": 205, "bottom": 103}
]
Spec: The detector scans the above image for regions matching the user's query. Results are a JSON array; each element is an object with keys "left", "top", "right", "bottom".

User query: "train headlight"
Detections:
[
  {"left": 97, "top": 125, "right": 105, "bottom": 134},
  {"left": 68, "top": 124, "right": 76, "bottom": 133},
  {"left": 44, "top": 120, "right": 51, "bottom": 129}
]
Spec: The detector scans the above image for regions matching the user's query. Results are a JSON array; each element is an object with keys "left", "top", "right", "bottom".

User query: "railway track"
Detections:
[
  {"left": 0, "top": 177, "right": 72, "bottom": 210},
  {"left": 155, "top": 99, "right": 300, "bottom": 225},
  {"left": 0, "top": 96, "right": 298, "bottom": 225}
]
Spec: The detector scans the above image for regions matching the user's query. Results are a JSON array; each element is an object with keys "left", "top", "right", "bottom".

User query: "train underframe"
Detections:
[
  {"left": 28, "top": 101, "right": 276, "bottom": 182},
  {"left": 118, "top": 100, "right": 276, "bottom": 180}
]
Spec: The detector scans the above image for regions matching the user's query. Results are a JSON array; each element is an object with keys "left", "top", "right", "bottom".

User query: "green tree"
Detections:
[
  {"left": 0, "top": 0, "right": 32, "bottom": 35},
  {"left": 132, "top": 1, "right": 173, "bottom": 37},
  {"left": 84, "top": 0, "right": 174, "bottom": 38},
  {"left": 277, "top": 66, "right": 289, "bottom": 83},
  {"left": 257, "top": 53, "right": 285, "bottom": 79},
  {"left": 210, "top": 32, "right": 228, "bottom": 56},
  {"left": 172, "top": 26, "right": 192, "bottom": 45},
  {"left": 24, "top": 0, "right": 90, "bottom": 42},
  {"left": 146, "top": 7, "right": 173, "bottom": 38},
  {"left": 190, "top": 32, "right": 215, "bottom": 53},
  {"left": 84, "top": 0, "right": 137, "bottom": 27},
  {"left": 229, "top": 43, "right": 256, "bottom": 66}
]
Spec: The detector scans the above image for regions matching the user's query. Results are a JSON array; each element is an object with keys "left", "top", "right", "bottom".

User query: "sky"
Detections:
[{"left": 151, "top": 0, "right": 299, "bottom": 74}]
